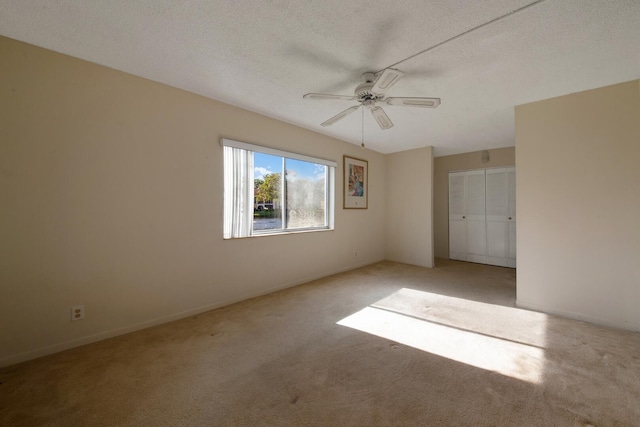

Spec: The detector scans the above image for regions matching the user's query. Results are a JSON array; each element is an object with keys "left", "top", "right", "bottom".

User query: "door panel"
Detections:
[
  {"left": 485, "top": 168, "right": 509, "bottom": 267},
  {"left": 466, "top": 171, "right": 485, "bottom": 216},
  {"left": 508, "top": 221, "right": 517, "bottom": 259},
  {"left": 507, "top": 167, "right": 516, "bottom": 217},
  {"left": 449, "top": 219, "right": 467, "bottom": 260},
  {"left": 487, "top": 221, "right": 507, "bottom": 258},
  {"left": 467, "top": 220, "right": 486, "bottom": 258},
  {"left": 486, "top": 169, "right": 507, "bottom": 216},
  {"left": 449, "top": 172, "right": 466, "bottom": 217},
  {"left": 507, "top": 167, "right": 516, "bottom": 267}
]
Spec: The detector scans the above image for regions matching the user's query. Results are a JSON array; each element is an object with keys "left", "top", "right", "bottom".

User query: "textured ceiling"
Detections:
[{"left": 1, "top": 0, "right": 639, "bottom": 155}]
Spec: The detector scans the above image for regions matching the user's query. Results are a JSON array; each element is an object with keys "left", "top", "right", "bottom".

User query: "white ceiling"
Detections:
[{"left": 1, "top": 1, "right": 639, "bottom": 155}]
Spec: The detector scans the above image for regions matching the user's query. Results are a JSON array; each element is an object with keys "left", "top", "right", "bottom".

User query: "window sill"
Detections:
[{"left": 224, "top": 227, "right": 333, "bottom": 240}]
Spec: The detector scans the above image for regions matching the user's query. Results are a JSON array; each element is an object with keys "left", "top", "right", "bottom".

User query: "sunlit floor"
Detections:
[
  {"left": 339, "top": 288, "right": 547, "bottom": 383},
  {"left": 1, "top": 259, "right": 639, "bottom": 426}
]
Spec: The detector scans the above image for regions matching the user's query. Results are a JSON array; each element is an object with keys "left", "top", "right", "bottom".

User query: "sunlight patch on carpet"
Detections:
[{"left": 337, "top": 289, "right": 547, "bottom": 384}]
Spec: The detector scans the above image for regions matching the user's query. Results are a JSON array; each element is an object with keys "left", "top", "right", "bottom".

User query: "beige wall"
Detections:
[
  {"left": 386, "top": 146, "right": 434, "bottom": 268},
  {"left": 0, "top": 36, "right": 387, "bottom": 366},
  {"left": 516, "top": 79, "right": 640, "bottom": 331},
  {"left": 433, "top": 147, "right": 515, "bottom": 259}
]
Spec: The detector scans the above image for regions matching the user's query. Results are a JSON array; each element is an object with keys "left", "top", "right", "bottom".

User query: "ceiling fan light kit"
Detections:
[{"left": 304, "top": 68, "right": 440, "bottom": 131}]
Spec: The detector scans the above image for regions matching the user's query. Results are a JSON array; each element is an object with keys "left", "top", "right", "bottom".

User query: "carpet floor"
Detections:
[{"left": 1, "top": 260, "right": 639, "bottom": 426}]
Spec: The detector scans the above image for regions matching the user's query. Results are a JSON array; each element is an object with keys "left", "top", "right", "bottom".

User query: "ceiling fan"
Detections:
[{"left": 303, "top": 68, "right": 440, "bottom": 130}]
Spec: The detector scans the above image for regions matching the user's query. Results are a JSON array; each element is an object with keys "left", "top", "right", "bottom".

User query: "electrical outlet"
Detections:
[{"left": 71, "top": 305, "right": 85, "bottom": 321}]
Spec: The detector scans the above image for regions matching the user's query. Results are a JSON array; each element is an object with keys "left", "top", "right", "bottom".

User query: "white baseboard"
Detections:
[
  {"left": 516, "top": 299, "right": 640, "bottom": 333},
  {"left": 0, "top": 258, "right": 382, "bottom": 368}
]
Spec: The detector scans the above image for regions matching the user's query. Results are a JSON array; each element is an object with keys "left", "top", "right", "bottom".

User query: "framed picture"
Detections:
[{"left": 343, "top": 155, "right": 368, "bottom": 209}]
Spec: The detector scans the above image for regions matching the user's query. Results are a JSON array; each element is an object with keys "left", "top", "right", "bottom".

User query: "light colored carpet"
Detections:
[{"left": 1, "top": 260, "right": 639, "bottom": 426}]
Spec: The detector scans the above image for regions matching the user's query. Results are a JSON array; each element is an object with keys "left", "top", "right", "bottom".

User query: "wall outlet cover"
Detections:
[{"left": 71, "top": 305, "right": 85, "bottom": 321}]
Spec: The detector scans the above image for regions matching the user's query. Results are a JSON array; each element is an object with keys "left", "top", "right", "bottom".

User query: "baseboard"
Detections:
[
  {"left": 516, "top": 300, "right": 640, "bottom": 333},
  {"left": 384, "top": 256, "right": 435, "bottom": 269},
  {"left": 1, "top": 301, "right": 232, "bottom": 368},
  {"left": 0, "top": 258, "right": 382, "bottom": 368}
]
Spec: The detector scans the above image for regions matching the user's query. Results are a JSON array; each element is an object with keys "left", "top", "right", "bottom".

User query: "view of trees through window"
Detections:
[{"left": 253, "top": 153, "right": 327, "bottom": 232}]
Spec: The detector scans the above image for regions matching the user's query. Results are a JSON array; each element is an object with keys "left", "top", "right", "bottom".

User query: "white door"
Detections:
[
  {"left": 466, "top": 170, "right": 486, "bottom": 264},
  {"left": 449, "top": 166, "right": 516, "bottom": 268},
  {"left": 486, "top": 168, "right": 509, "bottom": 266},
  {"left": 448, "top": 172, "right": 467, "bottom": 261},
  {"left": 507, "top": 167, "right": 516, "bottom": 268},
  {"left": 449, "top": 170, "right": 486, "bottom": 264}
]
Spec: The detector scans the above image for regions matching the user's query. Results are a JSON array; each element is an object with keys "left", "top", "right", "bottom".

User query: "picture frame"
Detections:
[{"left": 343, "top": 155, "right": 368, "bottom": 209}]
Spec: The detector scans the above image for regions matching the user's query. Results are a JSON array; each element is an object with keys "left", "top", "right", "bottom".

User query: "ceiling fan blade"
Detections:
[
  {"left": 371, "top": 68, "right": 404, "bottom": 94},
  {"left": 321, "top": 105, "right": 360, "bottom": 127},
  {"left": 303, "top": 93, "right": 357, "bottom": 101},
  {"left": 370, "top": 106, "right": 394, "bottom": 130},
  {"left": 385, "top": 97, "right": 441, "bottom": 108}
]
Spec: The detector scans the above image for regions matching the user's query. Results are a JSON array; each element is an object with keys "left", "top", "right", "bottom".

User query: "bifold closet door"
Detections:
[
  {"left": 484, "top": 167, "right": 516, "bottom": 267},
  {"left": 449, "top": 167, "right": 516, "bottom": 268},
  {"left": 507, "top": 167, "right": 516, "bottom": 267},
  {"left": 448, "top": 172, "right": 467, "bottom": 261},
  {"left": 486, "top": 168, "right": 510, "bottom": 267},
  {"left": 448, "top": 170, "right": 486, "bottom": 263}
]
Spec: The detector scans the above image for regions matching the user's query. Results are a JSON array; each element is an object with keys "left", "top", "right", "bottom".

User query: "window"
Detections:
[{"left": 222, "top": 139, "right": 335, "bottom": 239}]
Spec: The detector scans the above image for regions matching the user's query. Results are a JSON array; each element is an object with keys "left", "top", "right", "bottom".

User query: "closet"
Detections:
[{"left": 448, "top": 167, "right": 516, "bottom": 268}]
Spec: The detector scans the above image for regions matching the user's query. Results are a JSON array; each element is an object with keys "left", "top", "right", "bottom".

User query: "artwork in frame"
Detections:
[{"left": 343, "top": 155, "right": 368, "bottom": 209}]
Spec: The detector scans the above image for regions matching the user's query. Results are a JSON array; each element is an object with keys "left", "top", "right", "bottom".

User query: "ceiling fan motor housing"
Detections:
[
  {"left": 355, "top": 82, "right": 374, "bottom": 97},
  {"left": 355, "top": 71, "right": 388, "bottom": 102}
]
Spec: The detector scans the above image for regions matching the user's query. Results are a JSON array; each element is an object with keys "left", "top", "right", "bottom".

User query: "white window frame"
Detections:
[{"left": 222, "top": 138, "right": 336, "bottom": 239}]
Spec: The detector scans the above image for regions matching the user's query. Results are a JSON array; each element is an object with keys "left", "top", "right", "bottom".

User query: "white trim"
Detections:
[
  {"left": 221, "top": 138, "right": 337, "bottom": 167},
  {"left": 448, "top": 164, "right": 515, "bottom": 174},
  {"left": 327, "top": 167, "right": 335, "bottom": 228},
  {"left": 0, "top": 258, "right": 381, "bottom": 368},
  {"left": 516, "top": 300, "right": 640, "bottom": 333}
]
